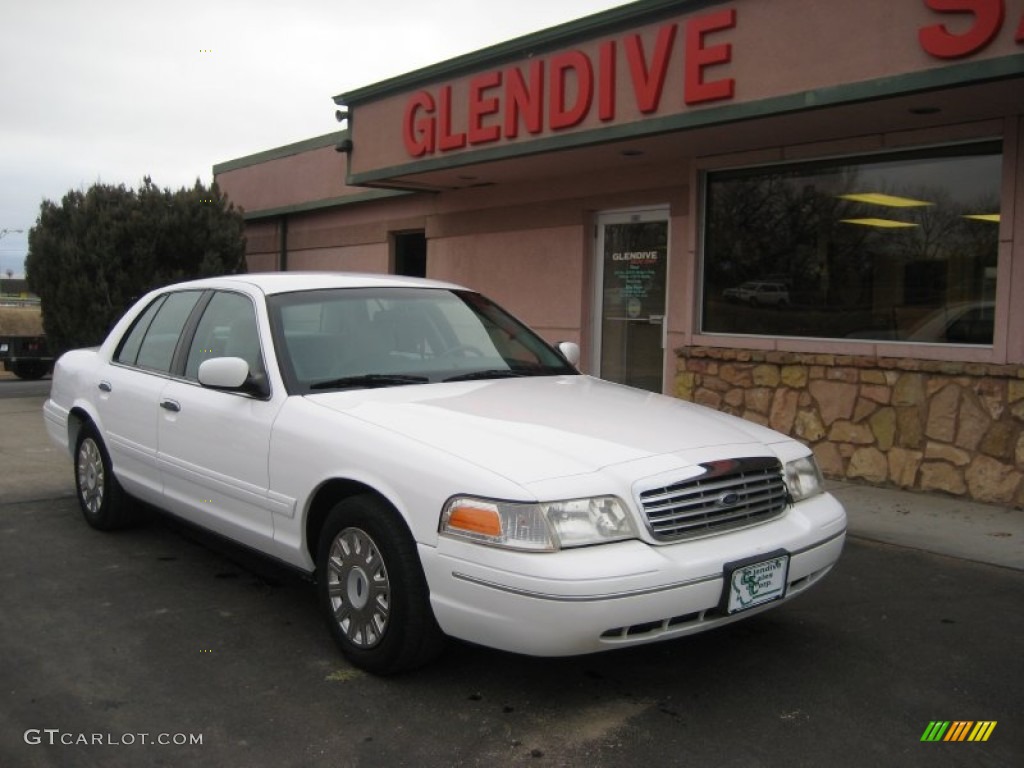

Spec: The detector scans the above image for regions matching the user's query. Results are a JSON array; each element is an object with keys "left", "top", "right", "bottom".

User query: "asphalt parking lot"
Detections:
[{"left": 1, "top": 386, "right": 1022, "bottom": 767}]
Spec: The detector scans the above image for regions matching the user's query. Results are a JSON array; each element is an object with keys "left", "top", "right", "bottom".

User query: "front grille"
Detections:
[{"left": 638, "top": 457, "right": 788, "bottom": 542}]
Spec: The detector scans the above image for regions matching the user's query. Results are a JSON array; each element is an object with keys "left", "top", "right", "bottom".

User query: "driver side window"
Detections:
[{"left": 185, "top": 292, "right": 265, "bottom": 381}]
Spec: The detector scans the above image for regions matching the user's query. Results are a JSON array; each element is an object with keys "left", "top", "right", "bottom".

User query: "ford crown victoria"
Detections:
[{"left": 44, "top": 273, "right": 846, "bottom": 674}]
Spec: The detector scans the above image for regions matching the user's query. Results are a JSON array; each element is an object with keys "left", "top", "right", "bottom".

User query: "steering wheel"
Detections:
[{"left": 439, "top": 344, "right": 484, "bottom": 358}]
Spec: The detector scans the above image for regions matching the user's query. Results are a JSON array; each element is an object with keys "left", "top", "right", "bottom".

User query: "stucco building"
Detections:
[{"left": 215, "top": 0, "right": 1024, "bottom": 507}]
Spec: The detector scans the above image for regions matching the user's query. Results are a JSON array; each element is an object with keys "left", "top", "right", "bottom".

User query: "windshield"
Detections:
[{"left": 267, "top": 287, "right": 578, "bottom": 394}]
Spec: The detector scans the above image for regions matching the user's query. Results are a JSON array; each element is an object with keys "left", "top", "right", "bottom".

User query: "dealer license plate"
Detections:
[{"left": 726, "top": 554, "right": 790, "bottom": 614}]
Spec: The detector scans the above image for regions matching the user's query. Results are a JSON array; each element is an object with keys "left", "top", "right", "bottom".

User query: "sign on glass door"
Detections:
[{"left": 596, "top": 211, "right": 668, "bottom": 393}]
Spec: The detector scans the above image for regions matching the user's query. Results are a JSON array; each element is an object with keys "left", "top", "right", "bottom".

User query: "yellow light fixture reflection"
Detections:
[
  {"left": 962, "top": 213, "right": 1000, "bottom": 222},
  {"left": 839, "top": 192, "right": 934, "bottom": 208},
  {"left": 840, "top": 218, "right": 918, "bottom": 228}
]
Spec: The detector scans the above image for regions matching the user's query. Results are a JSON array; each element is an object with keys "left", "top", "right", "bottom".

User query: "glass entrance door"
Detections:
[{"left": 594, "top": 209, "right": 668, "bottom": 393}]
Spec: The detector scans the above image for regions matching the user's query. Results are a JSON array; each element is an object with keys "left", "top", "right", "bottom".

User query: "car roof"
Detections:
[{"left": 163, "top": 271, "right": 465, "bottom": 296}]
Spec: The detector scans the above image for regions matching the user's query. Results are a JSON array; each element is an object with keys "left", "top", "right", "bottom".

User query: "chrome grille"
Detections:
[{"left": 638, "top": 457, "right": 788, "bottom": 542}]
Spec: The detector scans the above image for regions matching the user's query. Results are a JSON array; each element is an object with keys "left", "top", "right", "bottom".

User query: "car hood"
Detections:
[{"left": 304, "top": 375, "right": 788, "bottom": 486}]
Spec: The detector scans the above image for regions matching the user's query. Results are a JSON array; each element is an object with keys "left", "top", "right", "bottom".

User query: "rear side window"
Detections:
[
  {"left": 116, "top": 291, "right": 202, "bottom": 373},
  {"left": 115, "top": 296, "right": 166, "bottom": 365}
]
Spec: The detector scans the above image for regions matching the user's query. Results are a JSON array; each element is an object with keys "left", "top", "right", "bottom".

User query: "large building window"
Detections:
[{"left": 701, "top": 143, "right": 1002, "bottom": 345}]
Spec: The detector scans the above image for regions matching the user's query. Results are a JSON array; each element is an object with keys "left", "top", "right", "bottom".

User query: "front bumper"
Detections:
[{"left": 420, "top": 491, "right": 846, "bottom": 656}]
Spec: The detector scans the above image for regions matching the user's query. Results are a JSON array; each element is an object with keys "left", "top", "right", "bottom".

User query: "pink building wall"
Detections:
[
  {"left": 428, "top": 225, "right": 587, "bottom": 345},
  {"left": 218, "top": 143, "right": 355, "bottom": 213},
  {"left": 288, "top": 245, "right": 390, "bottom": 273}
]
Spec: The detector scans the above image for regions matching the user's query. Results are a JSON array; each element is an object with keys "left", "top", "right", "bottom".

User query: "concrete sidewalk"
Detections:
[
  {"left": 829, "top": 480, "right": 1023, "bottom": 571},
  {"left": 2, "top": 394, "right": 1021, "bottom": 570}
]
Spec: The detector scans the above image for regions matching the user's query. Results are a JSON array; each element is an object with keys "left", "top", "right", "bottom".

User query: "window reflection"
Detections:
[{"left": 702, "top": 143, "right": 1001, "bottom": 344}]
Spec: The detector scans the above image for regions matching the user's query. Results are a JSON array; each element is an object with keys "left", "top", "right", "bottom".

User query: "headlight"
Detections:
[
  {"left": 440, "top": 495, "right": 637, "bottom": 551},
  {"left": 784, "top": 455, "right": 825, "bottom": 502}
]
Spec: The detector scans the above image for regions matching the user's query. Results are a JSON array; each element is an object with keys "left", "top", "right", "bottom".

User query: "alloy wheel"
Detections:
[
  {"left": 325, "top": 527, "right": 391, "bottom": 648},
  {"left": 77, "top": 437, "right": 105, "bottom": 515}
]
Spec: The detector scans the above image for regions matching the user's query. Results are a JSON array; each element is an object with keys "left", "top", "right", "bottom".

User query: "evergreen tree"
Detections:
[{"left": 26, "top": 177, "right": 246, "bottom": 352}]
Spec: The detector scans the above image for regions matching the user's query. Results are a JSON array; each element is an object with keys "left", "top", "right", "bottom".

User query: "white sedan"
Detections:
[{"left": 44, "top": 273, "right": 846, "bottom": 674}]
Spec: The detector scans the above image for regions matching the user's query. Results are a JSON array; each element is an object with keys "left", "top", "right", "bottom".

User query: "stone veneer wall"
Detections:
[{"left": 675, "top": 347, "right": 1024, "bottom": 508}]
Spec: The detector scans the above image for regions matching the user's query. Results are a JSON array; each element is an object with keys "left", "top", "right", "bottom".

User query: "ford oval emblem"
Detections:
[{"left": 718, "top": 492, "right": 740, "bottom": 508}]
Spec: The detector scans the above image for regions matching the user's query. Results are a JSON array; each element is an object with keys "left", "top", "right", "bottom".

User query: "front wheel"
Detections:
[
  {"left": 75, "top": 427, "right": 134, "bottom": 530},
  {"left": 317, "top": 495, "right": 445, "bottom": 674}
]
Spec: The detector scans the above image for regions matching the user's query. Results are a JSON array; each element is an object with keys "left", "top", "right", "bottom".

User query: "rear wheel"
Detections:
[
  {"left": 75, "top": 427, "right": 133, "bottom": 530},
  {"left": 317, "top": 494, "right": 445, "bottom": 674}
]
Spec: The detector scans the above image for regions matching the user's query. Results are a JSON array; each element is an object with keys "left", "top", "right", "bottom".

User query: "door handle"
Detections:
[
  {"left": 159, "top": 399, "right": 181, "bottom": 413},
  {"left": 648, "top": 315, "right": 664, "bottom": 325},
  {"left": 98, "top": 381, "right": 112, "bottom": 392}
]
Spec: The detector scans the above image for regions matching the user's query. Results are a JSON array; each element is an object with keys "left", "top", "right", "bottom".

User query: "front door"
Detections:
[
  {"left": 157, "top": 290, "right": 281, "bottom": 551},
  {"left": 594, "top": 209, "right": 669, "bottom": 393}
]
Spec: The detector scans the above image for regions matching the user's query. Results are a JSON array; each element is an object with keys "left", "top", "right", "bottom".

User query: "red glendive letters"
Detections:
[
  {"left": 403, "top": 1, "right": 1022, "bottom": 159},
  {"left": 403, "top": 8, "right": 737, "bottom": 158}
]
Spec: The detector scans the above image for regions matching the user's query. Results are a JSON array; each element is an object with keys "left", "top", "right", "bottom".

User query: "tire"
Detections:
[
  {"left": 74, "top": 426, "right": 134, "bottom": 530},
  {"left": 316, "top": 494, "right": 445, "bottom": 674}
]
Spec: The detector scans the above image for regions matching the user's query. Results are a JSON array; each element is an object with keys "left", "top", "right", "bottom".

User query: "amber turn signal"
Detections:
[{"left": 446, "top": 505, "right": 502, "bottom": 537}]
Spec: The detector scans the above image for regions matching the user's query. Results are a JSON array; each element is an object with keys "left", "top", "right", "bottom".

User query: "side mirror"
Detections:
[
  {"left": 198, "top": 357, "right": 269, "bottom": 398},
  {"left": 557, "top": 341, "right": 581, "bottom": 367}
]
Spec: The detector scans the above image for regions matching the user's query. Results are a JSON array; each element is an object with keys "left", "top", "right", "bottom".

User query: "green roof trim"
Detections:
[
  {"left": 214, "top": 130, "right": 350, "bottom": 175},
  {"left": 336, "top": 0, "right": 716, "bottom": 105},
  {"left": 346, "top": 55, "right": 1024, "bottom": 186},
  {"left": 238, "top": 188, "right": 411, "bottom": 220}
]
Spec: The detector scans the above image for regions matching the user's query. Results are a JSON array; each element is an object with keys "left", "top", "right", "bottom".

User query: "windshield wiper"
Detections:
[
  {"left": 443, "top": 368, "right": 539, "bottom": 383},
  {"left": 309, "top": 373, "right": 429, "bottom": 390}
]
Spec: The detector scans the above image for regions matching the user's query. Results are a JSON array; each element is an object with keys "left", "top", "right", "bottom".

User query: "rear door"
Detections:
[{"left": 96, "top": 290, "right": 203, "bottom": 502}]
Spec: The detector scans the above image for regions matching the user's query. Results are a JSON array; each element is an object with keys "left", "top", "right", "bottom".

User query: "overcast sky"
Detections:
[{"left": 0, "top": 0, "right": 630, "bottom": 279}]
